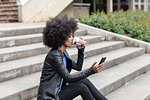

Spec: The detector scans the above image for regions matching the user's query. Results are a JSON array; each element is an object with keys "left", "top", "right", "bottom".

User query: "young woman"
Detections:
[{"left": 37, "top": 16, "right": 108, "bottom": 100}]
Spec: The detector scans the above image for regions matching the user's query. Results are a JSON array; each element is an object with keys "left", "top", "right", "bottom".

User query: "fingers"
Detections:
[
  {"left": 97, "top": 63, "right": 103, "bottom": 71},
  {"left": 92, "top": 62, "right": 97, "bottom": 66},
  {"left": 76, "top": 43, "right": 84, "bottom": 49},
  {"left": 97, "top": 63, "right": 104, "bottom": 68},
  {"left": 79, "top": 37, "right": 84, "bottom": 40},
  {"left": 96, "top": 65, "right": 102, "bottom": 73},
  {"left": 97, "top": 65, "right": 102, "bottom": 71},
  {"left": 76, "top": 42, "right": 81, "bottom": 46},
  {"left": 92, "top": 62, "right": 104, "bottom": 73},
  {"left": 75, "top": 38, "right": 86, "bottom": 49},
  {"left": 80, "top": 38, "right": 86, "bottom": 43}
]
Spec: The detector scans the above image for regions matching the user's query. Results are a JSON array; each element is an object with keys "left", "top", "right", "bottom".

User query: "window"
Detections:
[
  {"left": 113, "top": 0, "right": 129, "bottom": 11},
  {"left": 135, "top": 5, "right": 138, "bottom": 9},
  {"left": 141, "top": 5, "right": 144, "bottom": 9},
  {"left": 141, "top": 0, "right": 144, "bottom": 2},
  {"left": 135, "top": 0, "right": 138, "bottom": 2}
]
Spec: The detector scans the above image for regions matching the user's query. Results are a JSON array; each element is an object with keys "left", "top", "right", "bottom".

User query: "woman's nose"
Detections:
[{"left": 71, "top": 36, "right": 74, "bottom": 40}]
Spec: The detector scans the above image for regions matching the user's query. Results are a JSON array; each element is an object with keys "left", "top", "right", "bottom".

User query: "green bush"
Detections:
[{"left": 77, "top": 10, "right": 150, "bottom": 42}]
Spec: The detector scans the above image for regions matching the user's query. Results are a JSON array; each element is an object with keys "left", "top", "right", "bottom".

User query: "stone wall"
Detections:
[
  {"left": 78, "top": 22, "right": 150, "bottom": 53},
  {"left": 18, "top": 0, "right": 73, "bottom": 22}
]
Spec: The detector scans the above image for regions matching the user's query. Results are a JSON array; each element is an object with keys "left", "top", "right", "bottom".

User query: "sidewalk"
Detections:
[{"left": 0, "top": 22, "right": 46, "bottom": 31}]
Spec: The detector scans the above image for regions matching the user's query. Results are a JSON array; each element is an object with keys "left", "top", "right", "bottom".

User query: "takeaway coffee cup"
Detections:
[{"left": 73, "top": 36, "right": 86, "bottom": 45}]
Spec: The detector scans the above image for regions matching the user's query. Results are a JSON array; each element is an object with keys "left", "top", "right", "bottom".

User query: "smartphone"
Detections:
[{"left": 99, "top": 57, "right": 106, "bottom": 65}]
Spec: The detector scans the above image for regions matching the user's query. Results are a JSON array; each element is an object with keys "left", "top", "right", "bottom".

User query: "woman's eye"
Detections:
[{"left": 69, "top": 35, "right": 74, "bottom": 38}]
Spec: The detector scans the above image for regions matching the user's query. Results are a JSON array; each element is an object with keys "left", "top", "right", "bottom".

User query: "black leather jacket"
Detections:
[{"left": 37, "top": 47, "right": 95, "bottom": 100}]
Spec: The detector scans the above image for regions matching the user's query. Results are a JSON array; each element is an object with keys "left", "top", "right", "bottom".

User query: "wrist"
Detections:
[
  {"left": 90, "top": 67, "right": 96, "bottom": 74},
  {"left": 77, "top": 46, "right": 85, "bottom": 49},
  {"left": 78, "top": 46, "right": 85, "bottom": 53}
]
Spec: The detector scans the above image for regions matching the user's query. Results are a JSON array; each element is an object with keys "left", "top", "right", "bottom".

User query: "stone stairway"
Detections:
[
  {"left": 0, "top": 0, "right": 18, "bottom": 23},
  {"left": 0, "top": 23, "right": 150, "bottom": 100},
  {"left": 106, "top": 70, "right": 150, "bottom": 100}
]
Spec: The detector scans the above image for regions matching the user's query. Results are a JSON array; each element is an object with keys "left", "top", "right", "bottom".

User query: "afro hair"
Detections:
[{"left": 43, "top": 15, "right": 78, "bottom": 48}]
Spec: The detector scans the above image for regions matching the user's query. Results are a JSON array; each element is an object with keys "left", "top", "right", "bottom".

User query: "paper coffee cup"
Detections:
[{"left": 73, "top": 36, "right": 86, "bottom": 45}]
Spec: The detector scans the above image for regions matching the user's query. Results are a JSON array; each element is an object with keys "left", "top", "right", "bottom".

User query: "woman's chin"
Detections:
[{"left": 68, "top": 45, "right": 73, "bottom": 48}]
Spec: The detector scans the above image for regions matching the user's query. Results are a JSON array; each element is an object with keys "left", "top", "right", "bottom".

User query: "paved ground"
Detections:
[{"left": 0, "top": 22, "right": 46, "bottom": 31}]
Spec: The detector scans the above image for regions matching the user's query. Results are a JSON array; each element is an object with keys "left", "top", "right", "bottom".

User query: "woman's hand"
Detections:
[
  {"left": 91, "top": 62, "right": 104, "bottom": 73},
  {"left": 76, "top": 38, "right": 85, "bottom": 49},
  {"left": 76, "top": 43, "right": 84, "bottom": 49}
]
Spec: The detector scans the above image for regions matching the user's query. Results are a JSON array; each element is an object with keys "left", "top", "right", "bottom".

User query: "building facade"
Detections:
[
  {"left": 135, "top": 0, "right": 150, "bottom": 11},
  {"left": 74, "top": 0, "right": 150, "bottom": 13}
]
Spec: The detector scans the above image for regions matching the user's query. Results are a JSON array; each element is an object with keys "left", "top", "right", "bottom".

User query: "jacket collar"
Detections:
[
  {"left": 64, "top": 50, "right": 70, "bottom": 59},
  {"left": 51, "top": 48, "right": 70, "bottom": 59}
]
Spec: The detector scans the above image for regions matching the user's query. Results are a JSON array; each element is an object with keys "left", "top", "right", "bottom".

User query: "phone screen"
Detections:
[{"left": 99, "top": 57, "right": 106, "bottom": 65}]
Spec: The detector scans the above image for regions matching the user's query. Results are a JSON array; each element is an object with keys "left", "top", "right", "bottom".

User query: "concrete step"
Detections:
[
  {"left": 0, "top": 10, "right": 17, "bottom": 15},
  {"left": 74, "top": 54, "right": 150, "bottom": 100},
  {"left": 0, "top": 1, "right": 18, "bottom": 23},
  {"left": 80, "top": 35, "right": 105, "bottom": 44},
  {"left": 0, "top": 23, "right": 45, "bottom": 31},
  {"left": 67, "top": 41, "right": 125, "bottom": 60},
  {"left": 31, "top": 97, "right": 36, "bottom": 100},
  {"left": 0, "top": 0, "right": 16, "bottom": 1},
  {"left": 0, "top": 26, "right": 86, "bottom": 37},
  {"left": 0, "top": 3, "right": 18, "bottom": 9},
  {"left": 0, "top": 15, "right": 18, "bottom": 19},
  {"left": 0, "top": 41, "right": 124, "bottom": 63},
  {"left": 0, "top": 25, "right": 44, "bottom": 37},
  {"left": 0, "top": 8, "right": 17, "bottom": 12},
  {"left": 0, "top": 1, "right": 16, "bottom": 4},
  {"left": 0, "top": 72, "right": 40, "bottom": 100},
  {"left": 0, "top": 41, "right": 124, "bottom": 82},
  {"left": 0, "top": 17, "right": 18, "bottom": 22},
  {"left": 106, "top": 70, "right": 150, "bottom": 100},
  {"left": 0, "top": 43, "right": 49, "bottom": 63},
  {"left": 1, "top": 54, "right": 150, "bottom": 100},
  {"left": 0, "top": 33, "right": 43, "bottom": 48},
  {"left": 71, "top": 47, "right": 145, "bottom": 74},
  {"left": 0, "top": 46, "right": 141, "bottom": 83},
  {"left": 0, "top": 13, "right": 18, "bottom": 16},
  {"left": 0, "top": 6, "right": 18, "bottom": 11},
  {"left": 0, "top": 0, "right": 16, "bottom": 2},
  {"left": 74, "top": 30, "right": 88, "bottom": 36},
  {"left": 0, "top": 54, "right": 46, "bottom": 83},
  {"left": 0, "top": 35, "right": 105, "bottom": 48}
]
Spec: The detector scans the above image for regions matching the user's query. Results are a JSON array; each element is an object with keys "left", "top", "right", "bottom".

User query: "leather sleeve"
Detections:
[
  {"left": 72, "top": 47, "right": 85, "bottom": 71},
  {"left": 48, "top": 52, "right": 95, "bottom": 83}
]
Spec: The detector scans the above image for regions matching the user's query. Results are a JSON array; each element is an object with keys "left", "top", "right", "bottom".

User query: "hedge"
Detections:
[{"left": 77, "top": 10, "right": 150, "bottom": 42}]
